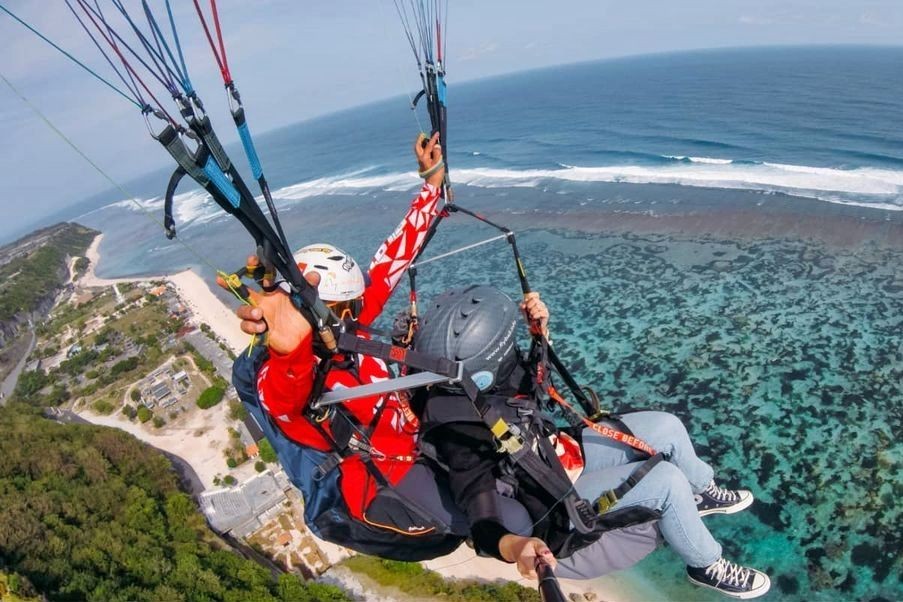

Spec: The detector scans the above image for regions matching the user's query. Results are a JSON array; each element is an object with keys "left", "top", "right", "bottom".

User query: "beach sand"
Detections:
[
  {"left": 74, "top": 234, "right": 249, "bottom": 487},
  {"left": 77, "top": 234, "right": 641, "bottom": 601},
  {"left": 78, "top": 402, "right": 235, "bottom": 490},
  {"left": 81, "top": 234, "right": 246, "bottom": 353}
]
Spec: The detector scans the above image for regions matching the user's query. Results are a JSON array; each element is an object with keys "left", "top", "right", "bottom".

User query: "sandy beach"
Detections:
[
  {"left": 79, "top": 233, "right": 648, "bottom": 600},
  {"left": 82, "top": 234, "right": 247, "bottom": 353},
  {"left": 78, "top": 402, "right": 236, "bottom": 490}
]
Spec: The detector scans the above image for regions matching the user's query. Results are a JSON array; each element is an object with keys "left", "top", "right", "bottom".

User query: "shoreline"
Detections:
[
  {"left": 82, "top": 234, "right": 247, "bottom": 353},
  {"left": 78, "top": 234, "right": 643, "bottom": 602}
]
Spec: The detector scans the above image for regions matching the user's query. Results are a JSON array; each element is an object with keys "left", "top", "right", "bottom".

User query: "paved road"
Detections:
[{"left": 1, "top": 328, "right": 36, "bottom": 404}]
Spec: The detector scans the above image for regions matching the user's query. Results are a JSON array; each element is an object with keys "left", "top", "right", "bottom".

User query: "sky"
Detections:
[{"left": 1, "top": 0, "right": 901, "bottom": 244}]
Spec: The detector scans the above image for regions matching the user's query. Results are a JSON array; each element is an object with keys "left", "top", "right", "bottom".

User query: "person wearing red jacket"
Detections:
[{"left": 233, "top": 132, "right": 464, "bottom": 527}]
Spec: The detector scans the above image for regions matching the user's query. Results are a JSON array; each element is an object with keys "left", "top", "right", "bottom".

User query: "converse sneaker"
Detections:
[
  {"left": 696, "top": 480, "right": 754, "bottom": 516},
  {"left": 687, "top": 558, "right": 771, "bottom": 599}
]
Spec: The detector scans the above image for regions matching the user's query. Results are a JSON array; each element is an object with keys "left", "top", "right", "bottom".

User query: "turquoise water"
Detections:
[
  {"left": 73, "top": 47, "right": 903, "bottom": 600},
  {"left": 387, "top": 219, "right": 902, "bottom": 601}
]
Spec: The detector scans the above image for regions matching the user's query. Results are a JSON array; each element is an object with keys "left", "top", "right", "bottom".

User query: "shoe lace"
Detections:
[
  {"left": 704, "top": 481, "right": 739, "bottom": 503},
  {"left": 707, "top": 558, "right": 752, "bottom": 588}
]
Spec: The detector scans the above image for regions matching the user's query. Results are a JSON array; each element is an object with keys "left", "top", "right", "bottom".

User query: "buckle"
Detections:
[
  {"left": 595, "top": 489, "right": 619, "bottom": 514},
  {"left": 491, "top": 419, "right": 524, "bottom": 454},
  {"left": 565, "top": 497, "right": 598, "bottom": 534}
]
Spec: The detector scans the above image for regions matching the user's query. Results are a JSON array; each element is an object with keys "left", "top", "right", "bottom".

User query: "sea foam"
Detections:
[{"left": 99, "top": 158, "right": 903, "bottom": 220}]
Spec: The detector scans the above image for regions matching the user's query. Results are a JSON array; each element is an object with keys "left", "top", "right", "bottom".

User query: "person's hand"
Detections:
[
  {"left": 216, "top": 255, "right": 316, "bottom": 355},
  {"left": 498, "top": 534, "right": 557, "bottom": 580},
  {"left": 415, "top": 132, "right": 445, "bottom": 188},
  {"left": 521, "top": 292, "right": 550, "bottom": 338}
]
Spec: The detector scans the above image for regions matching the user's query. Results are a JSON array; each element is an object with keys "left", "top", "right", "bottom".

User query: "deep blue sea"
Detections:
[{"left": 76, "top": 47, "right": 902, "bottom": 601}]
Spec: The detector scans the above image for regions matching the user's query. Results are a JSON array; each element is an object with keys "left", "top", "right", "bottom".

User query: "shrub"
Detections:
[
  {"left": 227, "top": 399, "right": 248, "bottom": 421},
  {"left": 223, "top": 475, "right": 237, "bottom": 486},
  {"left": 152, "top": 416, "right": 166, "bottom": 429},
  {"left": 93, "top": 399, "right": 115, "bottom": 415},
  {"left": 130, "top": 388, "right": 141, "bottom": 402},
  {"left": 137, "top": 406, "right": 152, "bottom": 423},
  {"left": 226, "top": 457, "right": 238, "bottom": 469},
  {"left": 196, "top": 385, "right": 225, "bottom": 410},
  {"left": 258, "top": 439, "right": 277, "bottom": 463},
  {"left": 110, "top": 356, "right": 139, "bottom": 377},
  {"left": 254, "top": 461, "right": 266, "bottom": 473},
  {"left": 121, "top": 405, "right": 137, "bottom": 420}
]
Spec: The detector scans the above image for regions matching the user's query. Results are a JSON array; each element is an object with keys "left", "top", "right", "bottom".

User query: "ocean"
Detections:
[{"left": 76, "top": 46, "right": 902, "bottom": 601}]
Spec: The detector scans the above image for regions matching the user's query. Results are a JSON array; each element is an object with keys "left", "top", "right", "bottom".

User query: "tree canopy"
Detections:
[{"left": 0, "top": 404, "right": 348, "bottom": 602}]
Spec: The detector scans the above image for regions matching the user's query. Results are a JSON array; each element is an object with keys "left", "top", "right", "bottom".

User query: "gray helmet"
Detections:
[{"left": 414, "top": 285, "right": 520, "bottom": 391}]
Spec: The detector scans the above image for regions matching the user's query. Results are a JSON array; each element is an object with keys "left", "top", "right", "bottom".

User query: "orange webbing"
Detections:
[{"left": 546, "top": 385, "right": 657, "bottom": 457}]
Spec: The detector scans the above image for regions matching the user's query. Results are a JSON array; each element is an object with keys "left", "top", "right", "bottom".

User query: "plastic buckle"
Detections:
[
  {"left": 497, "top": 433, "right": 525, "bottom": 455},
  {"left": 595, "top": 490, "right": 619, "bottom": 514},
  {"left": 491, "top": 419, "right": 525, "bottom": 454},
  {"left": 565, "top": 497, "right": 598, "bottom": 534}
]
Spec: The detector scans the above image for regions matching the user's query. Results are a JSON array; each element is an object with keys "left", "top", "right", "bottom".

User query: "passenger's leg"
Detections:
[
  {"left": 581, "top": 412, "right": 714, "bottom": 493},
  {"left": 575, "top": 459, "right": 721, "bottom": 568}
]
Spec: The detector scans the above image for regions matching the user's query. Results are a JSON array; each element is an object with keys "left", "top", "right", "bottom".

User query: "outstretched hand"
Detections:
[
  {"left": 521, "top": 292, "right": 550, "bottom": 338},
  {"left": 499, "top": 534, "right": 557, "bottom": 580},
  {"left": 216, "top": 255, "right": 315, "bottom": 356},
  {"left": 415, "top": 131, "right": 445, "bottom": 188}
]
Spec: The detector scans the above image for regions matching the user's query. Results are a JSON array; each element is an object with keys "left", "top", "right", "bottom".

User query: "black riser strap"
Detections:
[{"left": 337, "top": 332, "right": 459, "bottom": 379}]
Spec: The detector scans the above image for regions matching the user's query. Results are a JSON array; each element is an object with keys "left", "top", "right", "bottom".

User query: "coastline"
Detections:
[
  {"left": 83, "top": 233, "right": 247, "bottom": 353},
  {"left": 78, "top": 231, "right": 643, "bottom": 602}
]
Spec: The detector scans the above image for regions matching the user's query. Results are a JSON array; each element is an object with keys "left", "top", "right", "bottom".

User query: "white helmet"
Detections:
[{"left": 292, "top": 243, "right": 366, "bottom": 302}]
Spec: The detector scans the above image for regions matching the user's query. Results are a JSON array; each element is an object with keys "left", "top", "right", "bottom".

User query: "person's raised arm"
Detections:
[{"left": 358, "top": 133, "right": 445, "bottom": 325}]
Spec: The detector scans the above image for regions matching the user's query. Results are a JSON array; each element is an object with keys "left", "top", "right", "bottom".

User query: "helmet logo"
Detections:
[
  {"left": 471, "top": 370, "right": 495, "bottom": 391},
  {"left": 342, "top": 257, "right": 354, "bottom": 272}
]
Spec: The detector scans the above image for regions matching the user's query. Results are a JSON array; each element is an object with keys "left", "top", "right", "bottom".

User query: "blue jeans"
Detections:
[{"left": 574, "top": 411, "right": 722, "bottom": 568}]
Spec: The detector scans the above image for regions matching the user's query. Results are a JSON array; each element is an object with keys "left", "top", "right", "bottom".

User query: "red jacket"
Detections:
[{"left": 256, "top": 183, "right": 442, "bottom": 519}]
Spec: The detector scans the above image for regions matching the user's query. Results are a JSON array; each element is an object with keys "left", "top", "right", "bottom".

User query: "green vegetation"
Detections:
[
  {"left": 137, "top": 406, "right": 153, "bottom": 423},
  {"left": 73, "top": 256, "right": 89, "bottom": 277},
  {"left": 92, "top": 398, "right": 116, "bottom": 415},
  {"left": 254, "top": 461, "right": 266, "bottom": 473},
  {"left": 122, "top": 405, "right": 137, "bottom": 420},
  {"left": 258, "top": 439, "right": 277, "bottom": 464},
  {"left": 184, "top": 342, "right": 215, "bottom": 376},
  {"left": 197, "top": 385, "right": 226, "bottom": 409},
  {"left": 228, "top": 399, "right": 248, "bottom": 421},
  {"left": 0, "top": 404, "right": 349, "bottom": 602},
  {"left": 0, "top": 571, "right": 39, "bottom": 602},
  {"left": 223, "top": 475, "right": 237, "bottom": 486},
  {"left": 0, "top": 224, "right": 96, "bottom": 322},
  {"left": 110, "top": 356, "right": 139, "bottom": 377},
  {"left": 152, "top": 416, "right": 166, "bottom": 429},
  {"left": 342, "top": 557, "right": 539, "bottom": 602},
  {"left": 12, "top": 371, "right": 50, "bottom": 402}
]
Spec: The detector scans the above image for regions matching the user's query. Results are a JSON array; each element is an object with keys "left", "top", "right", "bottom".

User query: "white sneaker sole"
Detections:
[
  {"left": 698, "top": 492, "right": 754, "bottom": 517},
  {"left": 687, "top": 573, "right": 771, "bottom": 599}
]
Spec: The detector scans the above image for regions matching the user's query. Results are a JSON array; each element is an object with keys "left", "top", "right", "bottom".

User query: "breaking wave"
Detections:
[{"left": 100, "top": 157, "right": 903, "bottom": 220}]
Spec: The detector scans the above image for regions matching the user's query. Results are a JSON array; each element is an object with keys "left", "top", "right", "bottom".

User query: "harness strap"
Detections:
[
  {"left": 546, "top": 385, "right": 657, "bottom": 456},
  {"left": 593, "top": 453, "right": 664, "bottom": 514},
  {"left": 337, "top": 332, "right": 458, "bottom": 379}
]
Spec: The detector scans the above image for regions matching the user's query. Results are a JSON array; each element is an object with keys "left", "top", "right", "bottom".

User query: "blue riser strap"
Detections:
[
  {"left": 237, "top": 122, "right": 263, "bottom": 180},
  {"left": 438, "top": 75, "right": 447, "bottom": 105},
  {"left": 203, "top": 156, "right": 241, "bottom": 208}
]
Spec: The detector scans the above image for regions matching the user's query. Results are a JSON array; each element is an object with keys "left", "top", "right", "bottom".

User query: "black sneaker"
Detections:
[
  {"left": 696, "top": 480, "right": 754, "bottom": 516},
  {"left": 687, "top": 558, "right": 771, "bottom": 599}
]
